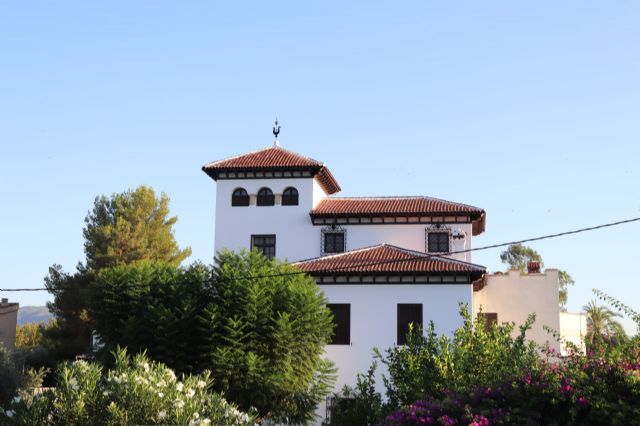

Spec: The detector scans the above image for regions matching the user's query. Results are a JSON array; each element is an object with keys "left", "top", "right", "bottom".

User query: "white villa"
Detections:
[{"left": 202, "top": 137, "right": 573, "bottom": 420}]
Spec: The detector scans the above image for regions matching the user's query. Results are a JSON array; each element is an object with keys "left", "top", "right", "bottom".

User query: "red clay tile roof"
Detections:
[
  {"left": 311, "top": 197, "right": 486, "bottom": 235},
  {"left": 202, "top": 146, "right": 341, "bottom": 194},
  {"left": 293, "top": 244, "right": 486, "bottom": 275}
]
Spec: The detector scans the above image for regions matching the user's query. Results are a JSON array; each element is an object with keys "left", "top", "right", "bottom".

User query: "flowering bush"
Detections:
[
  {"left": 382, "top": 340, "right": 640, "bottom": 425},
  {"left": 0, "top": 348, "right": 256, "bottom": 425}
]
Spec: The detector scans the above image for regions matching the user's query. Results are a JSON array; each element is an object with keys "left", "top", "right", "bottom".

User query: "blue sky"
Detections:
[{"left": 1, "top": 1, "right": 639, "bottom": 330}]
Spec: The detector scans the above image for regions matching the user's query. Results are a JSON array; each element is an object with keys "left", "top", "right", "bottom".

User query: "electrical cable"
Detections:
[{"left": 2, "top": 216, "right": 639, "bottom": 292}]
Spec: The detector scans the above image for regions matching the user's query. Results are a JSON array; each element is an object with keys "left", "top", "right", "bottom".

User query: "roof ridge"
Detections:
[
  {"left": 292, "top": 244, "right": 385, "bottom": 265},
  {"left": 274, "top": 145, "right": 324, "bottom": 166},
  {"left": 293, "top": 243, "right": 486, "bottom": 270},
  {"left": 322, "top": 195, "right": 481, "bottom": 208},
  {"left": 203, "top": 145, "right": 324, "bottom": 169},
  {"left": 382, "top": 244, "right": 486, "bottom": 268}
]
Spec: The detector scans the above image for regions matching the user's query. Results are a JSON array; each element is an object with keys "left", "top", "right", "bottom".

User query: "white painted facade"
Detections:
[
  {"left": 204, "top": 144, "right": 568, "bottom": 423},
  {"left": 559, "top": 311, "right": 587, "bottom": 355},
  {"left": 214, "top": 177, "right": 327, "bottom": 261},
  {"left": 321, "top": 283, "right": 472, "bottom": 394},
  {"left": 473, "top": 270, "right": 561, "bottom": 352},
  {"left": 214, "top": 177, "right": 474, "bottom": 263}
]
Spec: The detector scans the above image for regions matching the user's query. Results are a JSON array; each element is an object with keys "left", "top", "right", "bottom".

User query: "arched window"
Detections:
[
  {"left": 231, "top": 188, "right": 250, "bottom": 206},
  {"left": 256, "top": 187, "right": 275, "bottom": 206},
  {"left": 282, "top": 187, "right": 299, "bottom": 206}
]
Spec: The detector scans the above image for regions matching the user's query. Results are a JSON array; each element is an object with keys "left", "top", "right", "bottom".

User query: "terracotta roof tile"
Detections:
[
  {"left": 204, "top": 145, "right": 323, "bottom": 169},
  {"left": 311, "top": 197, "right": 486, "bottom": 235},
  {"left": 312, "top": 196, "right": 483, "bottom": 216},
  {"left": 202, "top": 146, "right": 341, "bottom": 194},
  {"left": 293, "top": 244, "right": 486, "bottom": 275}
]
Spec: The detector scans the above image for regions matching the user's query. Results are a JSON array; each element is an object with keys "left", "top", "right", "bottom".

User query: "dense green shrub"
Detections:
[
  {"left": 89, "top": 250, "right": 336, "bottom": 424},
  {"left": 0, "top": 348, "right": 256, "bottom": 425},
  {"left": 380, "top": 306, "right": 538, "bottom": 408},
  {"left": 0, "top": 345, "right": 21, "bottom": 407}
]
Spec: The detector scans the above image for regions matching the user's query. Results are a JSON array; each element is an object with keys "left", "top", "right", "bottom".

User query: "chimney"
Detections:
[{"left": 527, "top": 261, "right": 541, "bottom": 274}]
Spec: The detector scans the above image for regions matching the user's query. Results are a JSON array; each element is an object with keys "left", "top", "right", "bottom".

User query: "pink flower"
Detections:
[{"left": 577, "top": 396, "right": 589, "bottom": 406}]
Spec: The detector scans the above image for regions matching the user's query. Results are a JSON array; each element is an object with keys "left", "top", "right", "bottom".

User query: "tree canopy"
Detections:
[
  {"left": 499, "top": 244, "right": 574, "bottom": 310},
  {"left": 83, "top": 186, "right": 191, "bottom": 270},
  {"left": 89, "top": 250, "right": 336, "bottom": 424},
  {"left": 583, "top": 300, "right": 626, "bottom": 350},
  {"left": 499, "top": 244, "right": 543, "bottom": 272},
  {"left": 44, "top": 186, "right": 190, "bottom": 361}
]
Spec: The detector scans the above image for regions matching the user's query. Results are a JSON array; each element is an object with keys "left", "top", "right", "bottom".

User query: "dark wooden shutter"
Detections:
[
  {"left": 483, "top": 313, "right": 498, "bottom": 332},
  {"left": 327, "top": 304, "right": 350, "bottom": 345},
  {"left": 397, "top": 304, "right": 423, "bottom": 345}
]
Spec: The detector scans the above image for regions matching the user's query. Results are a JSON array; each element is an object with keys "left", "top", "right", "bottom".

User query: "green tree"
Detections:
[
  {"left": 499, "top": 243, "right": 543, "bottom": 271},
  {"left": 500, "top": 244, "right": 574, "bottom": 310},
  {"left": 44, "top": 266, "right": 96, "bottom": 360},
  {"left": 15, "top": 323, "right": 44, "bottom": 349},
  {"left": 88, "top": 250, "right": 336, "bottom": 424},
  {"left": 44, "top": 186, "right": 190, "bottom": 361},
  {"left": 583, "top": 300, "right": 626, "bottom": 350},
  {"left": 90, "top": 261, "right": 208, "bottom": 373},
  {"left": 83, "top": 186, "right": 191, "bottom": 270},
  {"left": 208, "top": 250, "right": 336, "bottom": 424}
]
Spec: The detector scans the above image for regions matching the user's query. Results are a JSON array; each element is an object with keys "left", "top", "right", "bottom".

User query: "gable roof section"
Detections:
[
  {"left": 202, "top": 146, "right": 341, "bottom": 195},
  {"left": 311, "top": 196, "right": 486, "bottom": 235},
  {"left": 293, "top": 244, "right": 486, "bottom": 276}
]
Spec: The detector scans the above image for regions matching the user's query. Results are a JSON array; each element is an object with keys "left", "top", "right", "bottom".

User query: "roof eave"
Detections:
[{"left": 471, "top": 211, "right": 486, "bottom": 236}]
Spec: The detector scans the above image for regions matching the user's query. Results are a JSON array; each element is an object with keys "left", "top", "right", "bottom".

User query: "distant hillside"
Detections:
[{"left": 17, "top": 306, "right": 53, "bottom": 325}]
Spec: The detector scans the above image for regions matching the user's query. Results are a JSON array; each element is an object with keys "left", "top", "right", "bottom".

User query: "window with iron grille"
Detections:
[
  {"left": 256, "top": 188, "right": 275, "bottom": 206},
  {"left": 427, "top": 232, "right": 450, "bottom": 253},
  {"left": 231, "top": 188, "right": 250, "bottom": 206},
  {"left": 282, "top": 187, "right": 299, "bottom": 206},
  {"left": 397, "top": 304, "right": 423, "bottom": 345},
  {"left": 323, "top": 232, "right": 345, "bottom": 254},
  {"left": 327, "top": 304, "right": 350, "bottom": 345},
  {"left": 251, "top": 235, "right": 276, "bottom": 259}
]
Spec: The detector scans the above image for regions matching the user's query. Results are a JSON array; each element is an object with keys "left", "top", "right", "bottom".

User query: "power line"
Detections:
[{"left": 2, "top": 215, "right": 639, "bottom": 293}]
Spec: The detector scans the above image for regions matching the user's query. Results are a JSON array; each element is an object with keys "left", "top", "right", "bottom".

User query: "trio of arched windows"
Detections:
[{"left": 231, "top": 187, "right": 298, "bottom": 206}]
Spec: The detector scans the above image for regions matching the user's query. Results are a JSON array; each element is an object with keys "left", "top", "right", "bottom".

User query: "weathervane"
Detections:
[{"left": 273, "top": 119, "right": 281, "bottom": 146}]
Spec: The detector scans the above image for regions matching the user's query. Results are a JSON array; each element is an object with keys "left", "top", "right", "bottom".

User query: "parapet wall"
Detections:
[{"left": 473, "top": 269, "right": 560, "bottom": 352}]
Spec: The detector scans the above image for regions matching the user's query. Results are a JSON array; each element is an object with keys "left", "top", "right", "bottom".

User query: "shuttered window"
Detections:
[
  {"left": 231, "top": 188, "right": 250, "bottom": 206},
  {"left": 282, "top": 187, "right": 299, "bottom": 206},
  {"left": 397, "top": 304, "right": 423, "bottom": 345},
  {"left": 482, "top": 312, "right": 498, "bottom": 332},
  {"left": 257, "top": 188, "right": 275, "bottom": 206},
  {"left": 327, "top": 304, "right": 350, "bottom": 345},
  {"left": 251, "top": 235, "right": 276, "bottom": 259}
]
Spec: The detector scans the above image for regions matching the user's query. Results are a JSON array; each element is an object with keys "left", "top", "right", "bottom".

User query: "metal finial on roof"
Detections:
[{"left": 273, "top": 118, "right": 281, "bottom": 146}]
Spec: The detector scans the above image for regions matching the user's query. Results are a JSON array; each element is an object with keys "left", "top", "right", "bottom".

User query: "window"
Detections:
[
  {"left": 256, "top": 188, "right": 275, "bottom": 206},
  {"left": 251, "top": 235, "right": 276, "bottom": 259},
  {"left": 282, "top": 187, "right": 299, "bottom": 206},
  {"left": 324, "top": 232, "right": 345, "bottom": 254},
  {"left": 427, "top": 232, "right": 450, "bottom": 253},
  {"left": 231, "top": 188, "right": 250, "bottom": 206},
  {"left": 397, "top": 304, "right": 423, "bottom": 345},
  {"left": 327, "top": 304, "right": 350, "bottom": 345},
  {"left": 481, "top": 312, "right": 498, "bottom": 332}
]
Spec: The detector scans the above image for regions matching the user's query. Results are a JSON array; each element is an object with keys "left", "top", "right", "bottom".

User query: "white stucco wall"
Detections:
[
  {"left": 214, "top": 177, "right": 474, "bottom": 263},
  {"left": 321, "top": 284, "right": 472, "bottom": 394},
  {"left": 473, "top": 270, "right": 561, "bottom": 352},
  {"left": 340, "top": 223, "right": 473, "bottom": 263},
  {"left": 559, "top": 311, "right": 587, "bottom": 355},
  {"left": 214, "top": 178, "right": 324, "bottom": 261}
]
